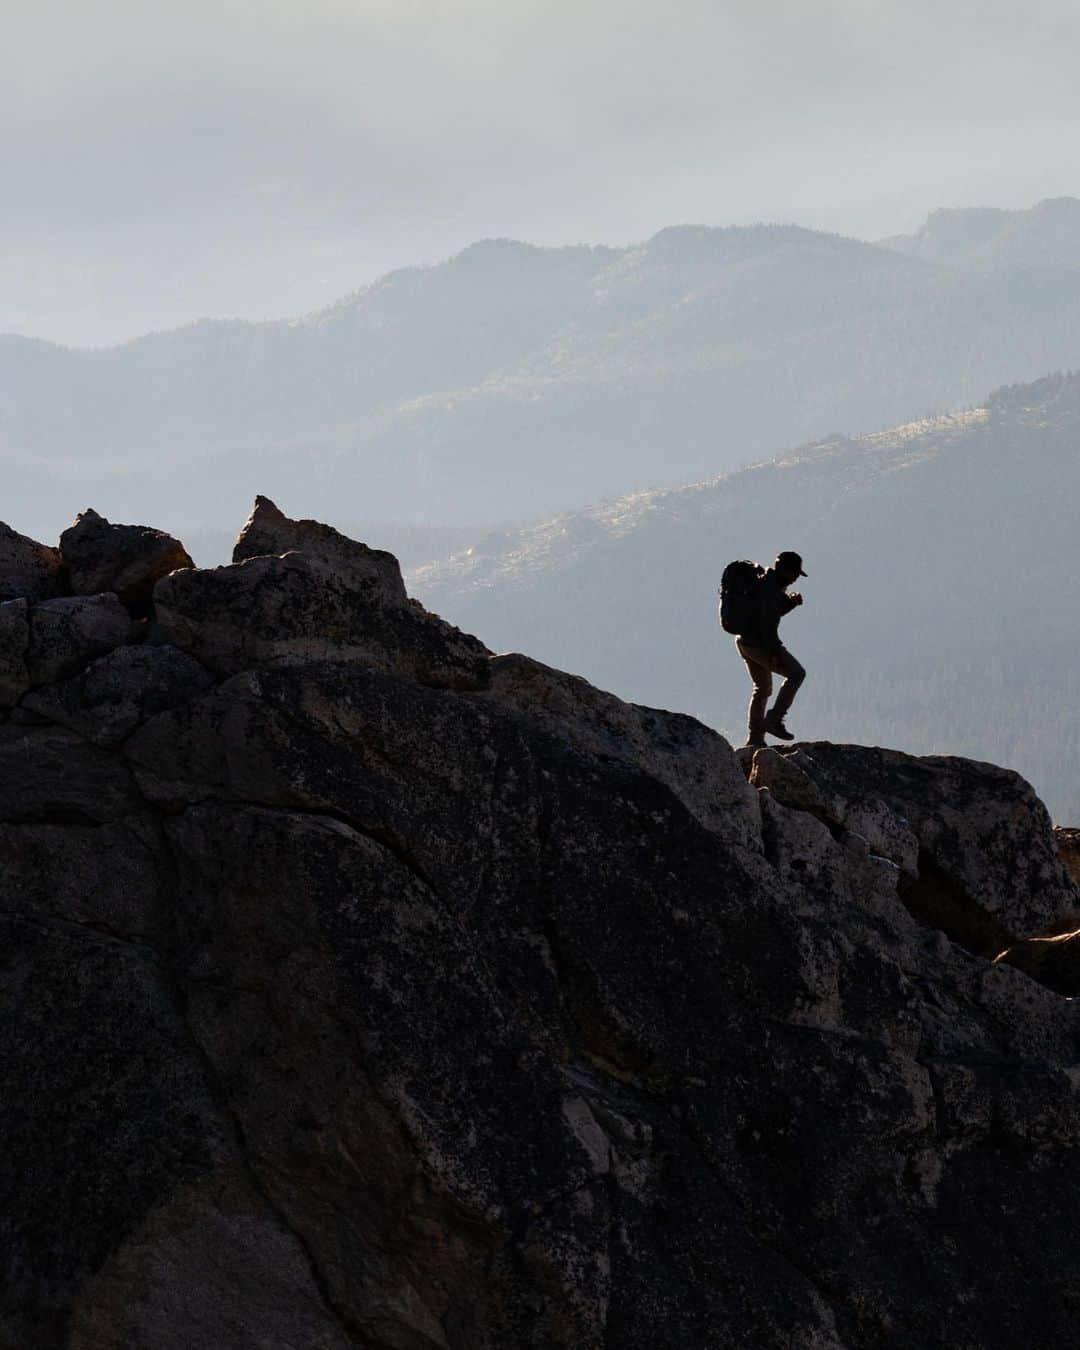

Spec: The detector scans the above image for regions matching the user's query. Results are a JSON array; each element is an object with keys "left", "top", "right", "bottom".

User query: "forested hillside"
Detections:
[
  {"left": 7, "top": 207, "right": 1080, "bottom": 542},
  {"left": 412, "top": 371, "right": 1080, "bottom": 823}
]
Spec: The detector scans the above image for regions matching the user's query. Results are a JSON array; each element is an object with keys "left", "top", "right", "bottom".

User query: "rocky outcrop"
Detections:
[
  {"left": 154, "top": 551, "right": 489, "bottom": 688},
  {"left": 233, "top": 494, "right": 407, "bottom": 605},
  {"left": 5, "top": 500, "right": 1080, "bottom": 1349},
  {"left": 0, "top": 521, "right": 63, "bottom": 602},
  {"left": 60, "top": 508, "right": 193, "bottom": 614},
  {"left": 743, "top": 741, "right": 1077, "bottom": 957}
]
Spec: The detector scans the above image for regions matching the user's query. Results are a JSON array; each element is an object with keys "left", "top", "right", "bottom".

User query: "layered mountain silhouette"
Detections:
[
  {"left": 412, "top": 371, "right": 1080, "bottom": 824},
  {"left": 6, "top": 201, "right": 1080, "bottom": 540}
]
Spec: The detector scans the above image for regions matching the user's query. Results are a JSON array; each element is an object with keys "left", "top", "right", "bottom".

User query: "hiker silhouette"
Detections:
[{"left": 721, "top": 550, "right": 807, "bottom": 748}]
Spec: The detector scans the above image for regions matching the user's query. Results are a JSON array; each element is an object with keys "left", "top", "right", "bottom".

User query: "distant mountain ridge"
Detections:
[
  {"left": 411, "top": 369, "right": 1080, "bottom": 824},
  {"left": 6, "top": 202, "right": 1080, "bottom": 541},
  {"left": 880, "top": 196, "right": 1080, "bottom": 268}
]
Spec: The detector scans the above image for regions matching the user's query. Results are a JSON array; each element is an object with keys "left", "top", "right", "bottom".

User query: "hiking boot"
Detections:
[{"left": 764, "top": 714, "right": 794, "bottom": 741}]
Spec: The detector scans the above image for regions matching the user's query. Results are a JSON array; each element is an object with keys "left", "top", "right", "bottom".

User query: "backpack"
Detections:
[{"left": 718, "top": 560, "right": 764, "bottom": 634}]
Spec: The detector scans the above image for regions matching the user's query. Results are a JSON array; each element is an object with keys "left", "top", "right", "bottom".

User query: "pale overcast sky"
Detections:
[{"left": 4, "top": 0, "right": 1080, "bottom": 346}]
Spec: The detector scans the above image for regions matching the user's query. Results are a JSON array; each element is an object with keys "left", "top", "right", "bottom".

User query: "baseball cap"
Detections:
[{"left": 775, "top": 551, "right": 808, "bottom": 577}]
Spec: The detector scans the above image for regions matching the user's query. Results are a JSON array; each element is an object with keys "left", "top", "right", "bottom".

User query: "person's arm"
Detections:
[{"left": 781, "top": 591, "right": 803, "bottom": 614}]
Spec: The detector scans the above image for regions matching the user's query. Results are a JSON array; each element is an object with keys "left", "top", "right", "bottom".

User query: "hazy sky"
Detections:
[{"left": 5, "top": 0, "right": 1080, "bottom": 346}]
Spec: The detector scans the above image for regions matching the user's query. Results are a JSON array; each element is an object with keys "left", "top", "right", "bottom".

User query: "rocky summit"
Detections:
[{"left": 4, "top": 500, "right": 1080, "bottom": 1350}]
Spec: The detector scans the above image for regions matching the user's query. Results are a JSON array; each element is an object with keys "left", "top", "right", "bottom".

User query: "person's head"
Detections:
[{"left": 773, "top": 551, "right": 808, "bottom": 586}]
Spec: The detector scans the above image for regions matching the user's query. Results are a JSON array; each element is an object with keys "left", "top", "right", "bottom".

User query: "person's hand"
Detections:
[{"left": 789, "top": 591, "right": 803, "bottom": 606}]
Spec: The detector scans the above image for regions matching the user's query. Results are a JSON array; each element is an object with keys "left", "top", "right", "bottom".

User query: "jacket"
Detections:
[{"left": 738, "top": 570, "right": 799, "bottom": 651}]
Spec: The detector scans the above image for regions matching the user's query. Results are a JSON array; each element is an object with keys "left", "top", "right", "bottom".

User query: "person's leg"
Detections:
[
  {"left": 736, "top": 640, "right": 772, "bottom": 745},
  {"left": 768, "top": 646, "right": 805, "bottom": 723}
]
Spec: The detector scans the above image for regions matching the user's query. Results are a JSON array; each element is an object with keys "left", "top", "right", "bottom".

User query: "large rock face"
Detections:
[{"left": 5, "top": 500, "right": 1080, "bottom": 1349}]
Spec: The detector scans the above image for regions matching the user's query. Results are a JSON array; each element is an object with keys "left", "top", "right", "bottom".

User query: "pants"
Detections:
[{"left": 736, "top": 639, "right": 806, "bottom": 742}]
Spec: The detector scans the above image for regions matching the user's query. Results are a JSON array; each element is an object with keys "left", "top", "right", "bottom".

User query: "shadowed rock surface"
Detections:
[{"left": 5, "top": 502, "right": 1080, "bottom": 1349}]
